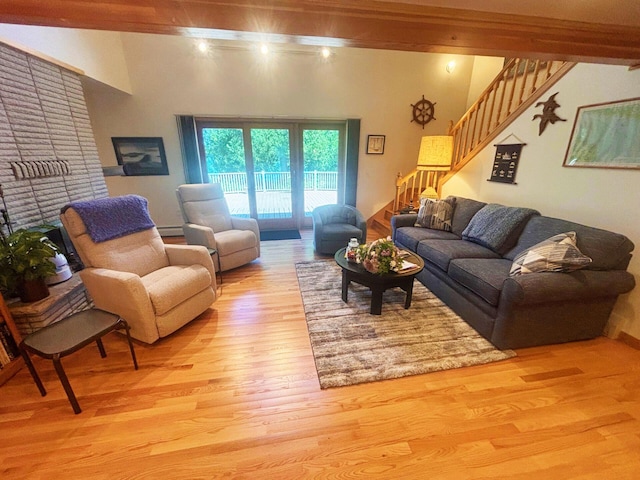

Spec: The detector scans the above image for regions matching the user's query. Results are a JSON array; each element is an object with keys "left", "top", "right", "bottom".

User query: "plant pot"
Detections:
[{"left": 18, "top": 278, "right": 50, "bottom": 303}]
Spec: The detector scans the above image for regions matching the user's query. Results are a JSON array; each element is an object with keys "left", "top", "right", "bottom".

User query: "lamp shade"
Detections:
[{"left": 416, "top": 136, "right": 453, "bottom": 171}]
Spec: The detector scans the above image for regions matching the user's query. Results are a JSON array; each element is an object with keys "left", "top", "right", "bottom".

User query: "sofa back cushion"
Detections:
[
  {"left": 462, "top": 204, "right": 540, "bottom": 254},
  {"left": 314, "top": 204, "right": 360, "bottom": 225},
  {"left": 448, "top": 196, "right": 487, "bottom": 236},
  {"left": 504, "top": 215, "right": 634, "bottom": 270},
  {"left": 178, "top": 184, "right": 233, "bottom": 233}
]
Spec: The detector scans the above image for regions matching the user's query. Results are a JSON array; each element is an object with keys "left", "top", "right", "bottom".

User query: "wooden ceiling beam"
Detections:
[{"left": 0, "top": 0, "right": 639, "bottom": 65}]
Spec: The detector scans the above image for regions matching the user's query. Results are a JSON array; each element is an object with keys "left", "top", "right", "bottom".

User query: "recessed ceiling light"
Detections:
[
  {"left": 260, "top": 44, "right": 269, "bottom": 55},
  {"left": 321, "top": 47, "right": 331, "bottom": 58},
  {"left": 197, "top": 41, "right": 208, "bottom": 53}
]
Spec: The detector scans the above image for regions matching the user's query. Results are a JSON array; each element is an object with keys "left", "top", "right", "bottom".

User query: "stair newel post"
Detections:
[{"left": 394, "top": 172, "right": 402, "bottom": 213}]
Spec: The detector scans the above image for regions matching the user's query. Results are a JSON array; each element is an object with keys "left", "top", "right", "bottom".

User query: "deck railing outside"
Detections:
[
  {"left": 208, "top": 171, "right": 338, "bottom": 218},
  {"left": 209, "top": 171, "right": 337, "bottom": 193}
]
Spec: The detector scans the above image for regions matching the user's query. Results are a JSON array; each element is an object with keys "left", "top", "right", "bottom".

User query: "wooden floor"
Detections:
[{"left": 1, "top": 230, "right": 640, "bottom": 479}]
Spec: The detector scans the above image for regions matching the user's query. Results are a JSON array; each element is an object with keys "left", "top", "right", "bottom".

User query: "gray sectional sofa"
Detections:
[{"left": 391, "top": 196, "right": 636, "bottom": 349}]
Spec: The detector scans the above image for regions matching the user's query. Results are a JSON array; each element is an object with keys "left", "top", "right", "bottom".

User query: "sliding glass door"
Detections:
[
  {"left": 196, "top": 119, "right": 344, "bottom": 230},
  {"left": 300, "top": 125, "right": 343, "bottom": 228},
  {"left": 250, "top": 126, "right": 295, "bottom": 229}
]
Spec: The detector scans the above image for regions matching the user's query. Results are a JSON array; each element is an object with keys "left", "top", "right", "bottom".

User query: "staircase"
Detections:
[{"left": 370, "top": 58, "right": 575, "bottom": 235}]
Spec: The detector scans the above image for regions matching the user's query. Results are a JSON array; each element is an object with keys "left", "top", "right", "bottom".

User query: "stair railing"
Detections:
[
  {"left": 394, "top": 58, "right": 575, "bottom": 212},
  {"left": 442, "top": 58, "right": 574, "bottom": 185},
  {"left": 393, "top": 169, "right": 446, "bottom": 213}
]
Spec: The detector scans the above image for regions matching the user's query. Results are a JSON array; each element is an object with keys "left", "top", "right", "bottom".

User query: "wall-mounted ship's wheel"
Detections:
[{"left": 411, "top": 95, "right": 436, "bottom": 129}]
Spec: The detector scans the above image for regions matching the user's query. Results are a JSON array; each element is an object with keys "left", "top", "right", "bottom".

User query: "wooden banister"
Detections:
[{"left": 395, "top": 58, "right": 575, "bottom": 207}]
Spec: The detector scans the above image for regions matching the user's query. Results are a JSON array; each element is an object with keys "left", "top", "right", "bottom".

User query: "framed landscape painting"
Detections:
[
  {"left": 563, "top": 97, "right": 640, "bottom": 169},
  {"left": 112, "top": 137, "right": 169, "bottom": 176}
]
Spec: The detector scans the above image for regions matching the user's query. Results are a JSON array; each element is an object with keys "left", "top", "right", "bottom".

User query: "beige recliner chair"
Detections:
[
  {"left": 176, "top": 183, "right": 260, "bottom": 272},
  {"left": 60, "top": 195, "right": 216, "bottom": 344}
]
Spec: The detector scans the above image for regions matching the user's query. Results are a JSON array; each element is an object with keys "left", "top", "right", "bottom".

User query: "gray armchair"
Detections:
[
  {"left": 312, "top": 204, "right": 367, "bottom": 255},
  {"left": 176, "top": 183, "right": 260, "bottom": 272}
]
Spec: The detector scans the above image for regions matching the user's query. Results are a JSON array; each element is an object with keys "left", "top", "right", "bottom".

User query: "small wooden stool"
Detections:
[{"left": 20, "top": 308, "right": 138, "bottom": 414}]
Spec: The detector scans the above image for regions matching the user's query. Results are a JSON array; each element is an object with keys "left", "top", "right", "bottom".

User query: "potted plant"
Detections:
[{"left": 0, "top": 228, "right": 59, "bottom": 302}]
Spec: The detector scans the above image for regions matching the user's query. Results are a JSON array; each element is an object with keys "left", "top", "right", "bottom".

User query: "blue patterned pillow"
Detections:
[{"left": 510, "top": 231, "right": 592, "bottom": 276}]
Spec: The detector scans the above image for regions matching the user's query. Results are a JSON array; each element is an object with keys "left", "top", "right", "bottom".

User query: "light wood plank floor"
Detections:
[{"left": 1, "top": 230, "right": 639, "bottom": 479}]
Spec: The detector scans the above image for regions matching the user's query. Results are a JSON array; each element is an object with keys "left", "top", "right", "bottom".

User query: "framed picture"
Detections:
[
  {"left": 503, "top": 58, "right": 548, "bottom": 79},
  {"left": 367, "top": 135, "right": 385, "bottom": 155},
  {"left": 563, "top": 97, "right": 640, "bottom": 169},
  {"left": 111, "top": 137, "right": 169, "bottom": 176}
]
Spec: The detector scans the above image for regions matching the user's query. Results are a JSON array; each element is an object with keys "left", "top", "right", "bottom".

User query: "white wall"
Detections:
[
  {"left": 83, "top": 33, "right": 474, "bottom": 227},
  {"left": 443, "top": 63, "right": 640, "bottom": 339},
  {"left": 466, "top": 56, "right": 505, "bottom": 110},
  {"left": 0, "top": 23, "right": 131, "bottom": 93}
]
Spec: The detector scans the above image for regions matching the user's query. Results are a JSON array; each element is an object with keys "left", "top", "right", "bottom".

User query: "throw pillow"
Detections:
[
  {"left": 509, "top": 231, "right": 592, "bottom": 276},
  {"left": 461, "top": 203, "right": 539, "bottom": 254},
  {"left": 414, "top": 197, "right": 455, "bottom": 231}
]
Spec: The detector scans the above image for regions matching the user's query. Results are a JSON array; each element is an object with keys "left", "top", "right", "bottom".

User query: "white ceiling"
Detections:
[{"left": 389, "top": 0, "right": 640, "bottom": 27}]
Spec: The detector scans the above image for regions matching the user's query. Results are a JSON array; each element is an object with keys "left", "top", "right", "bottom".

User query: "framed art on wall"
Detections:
[
  {"left": 488, "top": 143, "right": 524, "bottom": 184},
  {"left": 111, "top": 137, "right": 169, "bottom": 176},
  {"left": 366, "top": 135, "right": 385, "bottom": 154},
  {"left": 563, "top": 97, "right": 640, "bottom": 169}
]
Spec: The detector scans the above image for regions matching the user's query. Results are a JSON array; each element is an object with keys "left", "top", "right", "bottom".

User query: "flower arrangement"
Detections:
[{"left": 355, "top": 236, "right": 403, "bottom": 274}]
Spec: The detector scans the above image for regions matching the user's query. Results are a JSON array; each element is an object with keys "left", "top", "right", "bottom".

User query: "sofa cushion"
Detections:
[
  {"left": 417, "top": 239, "right": 501, "bottom": 272},
  {"left": 318, "top": 223, "right": 364, "bottom": 241},
  {"left": 415, "top": 197, "right": 456, "bottom": 231},
  {"left": 510, "top": 232, "right": 592, "bottom": 276},
  {"left": 504, "top": 215, "right": 635, "bottom": 271},
  {"left": 448, "top": 258, "right": 513, "bottom": 306},
  {"left": 448, "top": 196, "right": 487, "bottom": 236},
  {"left": 462, "top": 203, "right": 539, "bottom": 254},
  {"left": 395, "top": 226, "right": 459, "bottom": 251},
  {"left": 142, "top": 264, "right": 212, "bottom": 316},
  {"left": 214, "top": 229, "right": 258, "bottom": 256}
]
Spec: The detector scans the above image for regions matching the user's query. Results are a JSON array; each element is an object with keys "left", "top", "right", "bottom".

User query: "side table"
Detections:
[
  {"left": 20, "top": 308, "right": 138, "bottom": 414},
  {"left": 207, "top": 247, "right": 222, "bottom": 285}
]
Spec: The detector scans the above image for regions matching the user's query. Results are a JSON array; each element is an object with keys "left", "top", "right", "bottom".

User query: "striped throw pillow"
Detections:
[
  {"left": 510, "top": 231, "right": 592, "bottom": 276},
  {"left": 414, "top": 197, "right": 455, "bottom": 231}
]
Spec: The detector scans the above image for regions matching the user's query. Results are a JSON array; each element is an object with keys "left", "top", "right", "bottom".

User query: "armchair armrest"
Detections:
[
  {"left": 164, "top": 244, "right": 216, "bottom": 289},
  {"left": 182, "top": 223, "right": 216, "bottom": 249},
  {"left": 312, "top": 210, "right": 324, "bottom": 246},
  {"left": 231, "top": 216, "right": 261, "bottom": 256},
  {"left": 354, "top": 210, "right": 368, "bottom": 242},
  {"left": 391, "top": 214, "right": 418, "bottom": 241},
  {"left": 500, "top": 270, "right": 636, "bottom": 307},
  {"left": 79, "top": 268, "right": 160, "bottom": 344}
]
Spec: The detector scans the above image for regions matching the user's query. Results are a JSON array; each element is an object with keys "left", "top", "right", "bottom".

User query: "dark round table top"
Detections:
[{"left": 334, "top": 246, "right": 424, "bottom": 277}]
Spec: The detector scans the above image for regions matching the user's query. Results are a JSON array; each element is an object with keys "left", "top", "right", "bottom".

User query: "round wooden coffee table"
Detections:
[{"left": 334, "top": 247, "right": 424, "bottom": 315}]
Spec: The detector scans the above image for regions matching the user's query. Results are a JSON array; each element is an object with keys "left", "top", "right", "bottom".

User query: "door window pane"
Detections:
[
  {"left": 201, "top": 127, "right": 250, "bottom": 217},
  {"left": 303, "top": 129, "right": 339, "bottom": 216},
  {"left": 250, "top": 128, "right": 292, "bottom": 220}
]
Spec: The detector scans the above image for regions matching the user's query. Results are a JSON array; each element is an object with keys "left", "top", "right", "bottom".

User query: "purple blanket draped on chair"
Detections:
[{"left": 63, "top": 195, "right": 156, "bottom": 243}]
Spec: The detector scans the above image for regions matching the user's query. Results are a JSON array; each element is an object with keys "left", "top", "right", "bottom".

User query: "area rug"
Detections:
[
  {"left": 260, "top": 229, "right": 302, "bottom": 241},
  {"left": 295, "top": 260, "right": 516, "bottom": 388}
]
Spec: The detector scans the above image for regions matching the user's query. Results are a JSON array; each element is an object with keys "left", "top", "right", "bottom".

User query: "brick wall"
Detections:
[{"left": 0, "top": 42, "right": 107, "bottom": 231}]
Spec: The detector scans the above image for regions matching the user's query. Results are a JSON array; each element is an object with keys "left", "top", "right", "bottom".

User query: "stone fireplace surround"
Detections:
[
  {"left": 1, "top": 41, "right": 107, "bottom": 331},
  {"left": 0, "top": 41, "right": 107, "bottom": 232}
]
